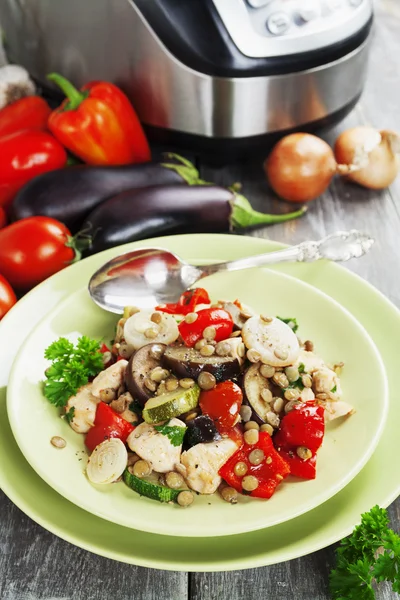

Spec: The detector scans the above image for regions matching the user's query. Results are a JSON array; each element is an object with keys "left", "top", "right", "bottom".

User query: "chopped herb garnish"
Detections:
[
  {"left": 331, "top": 385, "right": 337, "bottom": 393},
  {"left": 43, "top": 336, "right": 104, "bottom": 407},
  {"left": 154, "top": 425, "right": 187, "bottom": 447},
  {"left": 276, "top": 316, "right": 299, "bottom": 333},
  {"left": 65, "top": 406, "right": 75, "bottom": 424},
  {"left": 298, "top": 362, "right": 305, "bottom": 374}
]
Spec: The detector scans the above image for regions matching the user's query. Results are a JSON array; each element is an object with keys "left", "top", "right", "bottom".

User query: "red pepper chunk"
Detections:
[
  {"left": 178, "top": 307, "right": 233, "bottom": 347},
  {"left": 85, "top": 402, "right": 134, "bottom": 452},
  {"left": 219, "top": 432, "right": 290, "bottom": 499},
  {"left": 273, "top": 402, "right": 325, "bottom": 480},
  {"left": 157, "top": 288, "right": 211, "bottom": 315}
]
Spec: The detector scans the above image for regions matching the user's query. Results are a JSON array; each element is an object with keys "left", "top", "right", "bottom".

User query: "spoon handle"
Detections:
[{"left": 198, "top": 230, "right": 375, "bottom": 276}]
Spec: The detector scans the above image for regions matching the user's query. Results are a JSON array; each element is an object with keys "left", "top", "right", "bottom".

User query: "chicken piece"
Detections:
[
  {"left": 91, "top": 360, "right": 128, "bottom": 398},
  {"left": 180, "top": 438, "right": 239, "bottom": 495},
  {"left": 324, "top": 400, "right": 354, "bottom": 421},
  {"left": 296, "top": 350, "right": 324, "bottom": 373},
  {"left": 312, "top": 366, "right": 342, "bottom": 398},
  {"left": 65, "top": 383, "right": 100, "bottom": 433},
  {"left": 126, "top": 418, "right": 185, "bottom": 473}
]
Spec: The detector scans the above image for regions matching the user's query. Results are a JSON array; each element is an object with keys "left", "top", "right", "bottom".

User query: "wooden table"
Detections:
[{"left": 1, "top": 3, "right": 400, "bottom": 599}]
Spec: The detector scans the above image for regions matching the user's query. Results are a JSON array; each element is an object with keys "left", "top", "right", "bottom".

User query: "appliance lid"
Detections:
[{"left": 133, "top": 0, "right": 373, "bottom": 78}]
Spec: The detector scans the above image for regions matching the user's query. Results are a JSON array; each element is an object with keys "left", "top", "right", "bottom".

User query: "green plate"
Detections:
[
  {"left": 0, "top": 234, "right": 399, "bottom": 569},
  {"left": 7, "top": 264, "right": 387, "bottom": 537}
]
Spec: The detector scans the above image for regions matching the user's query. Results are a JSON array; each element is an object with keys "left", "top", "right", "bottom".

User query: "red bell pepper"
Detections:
[
  {"left": 273, "top": 402, "right": 325, "bottom": 480},
  {"left": 85, "top": 402, "right": 134, "bottom": 452},
  {"left": 200, "top": 381, "right": 243, "bottom": 428},
  {"left": 219, "top": 432, "right": 290, "bottom": 499},
  {"left": 0, "top": 96, "right": 51, "bottom": 138},
  {"left": 0, "top": 130, "right": 67, "bottom": 209},
  {"left": 47, "top": 73, "right": 151, "bottom": 166},
  {"left": 157, "top": 288, "right": 211, "bottom": 315},
  {"left": 178, "top": 307, "right": 233, "bottom": 347}
]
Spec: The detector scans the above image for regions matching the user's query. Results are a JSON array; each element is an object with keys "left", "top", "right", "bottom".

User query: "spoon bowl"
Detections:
[
  {"left": 88, "top": 248, "right": 202, "bottom": 313},
  {"left": 88, "top": 230, "right": 374, "bottom": 313}
]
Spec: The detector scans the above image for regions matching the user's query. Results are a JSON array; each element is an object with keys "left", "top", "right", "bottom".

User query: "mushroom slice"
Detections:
[
  {"left": 86, "top": 438, "right": 128, "bottom": 484},
  {"left": 124, "top": 310, "right": 179, "bottom": 350},
  {"left": 242, "top": 316, "right": 300, "bottom": 367}
]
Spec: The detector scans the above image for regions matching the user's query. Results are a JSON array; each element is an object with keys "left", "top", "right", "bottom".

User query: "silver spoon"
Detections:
[{"left": 88, "top": 230, "right": 374, "bottom": 314}]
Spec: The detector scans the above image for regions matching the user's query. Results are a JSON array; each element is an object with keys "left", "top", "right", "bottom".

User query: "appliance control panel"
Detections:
[{"left": 211, "top": 0, "right": 372, "bottom": 58}]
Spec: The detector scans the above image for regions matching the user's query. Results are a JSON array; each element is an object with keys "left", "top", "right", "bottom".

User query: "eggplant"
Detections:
[
  {"left": 10, "top": 155, "right": 200, "bottom": 233},
  {"left": 162, "top": 345, "right": 241, "bottom": 382},
  {"left": 125, "top": 343, "right": 166, "bottom": 406},
  {"left": 243, "top": 363, "right": 276, "bottom": 425},
  {"left": 185, "top": 415, "right": 221, "bottom": 448},
  {"left": 82, "top": 184, "right": 306, "bottom": 255}
]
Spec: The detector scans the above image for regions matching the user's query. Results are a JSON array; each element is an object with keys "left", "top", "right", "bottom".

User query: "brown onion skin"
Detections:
[
  {"left": 334, "top": 127, "right": 399, "bottom": 190},
  {"left": 264, "top": 133, "right": 337, "bottom": 203}
]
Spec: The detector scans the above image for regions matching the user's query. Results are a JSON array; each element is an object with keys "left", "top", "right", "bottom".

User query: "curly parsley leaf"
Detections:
[
  {"left": 330, "top": 506, "right": 400, "bottom": 599},
  {"left": 65, "top": 406, "right": 75, "bottom": 424},
  {"left": 154, "top": 425, "right": 187, "bottom": 447},
  {"left": 43, "top": 336, "right": 104, "bottom": 407},
  {"left": 276, "top": 316, "right": 299, "bottom": 333}
]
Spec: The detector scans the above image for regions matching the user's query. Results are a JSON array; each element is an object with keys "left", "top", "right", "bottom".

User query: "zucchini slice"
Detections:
[
  {"left": 123, "top": 469, "right": 184, "bottom": 503},
  {"left": 142, "top": 385, "right": 200, "bottom": 424}
]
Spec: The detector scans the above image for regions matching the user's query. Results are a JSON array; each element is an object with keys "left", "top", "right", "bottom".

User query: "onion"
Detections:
[
  {"left": 335, "top": 127, "right": 400, "bottom": 190},
  {"left": 264, "top": 133, "right": 337, "bottom": 203},
  {"left": 86, "top": 438, "right": 128, "bottom": 484}
]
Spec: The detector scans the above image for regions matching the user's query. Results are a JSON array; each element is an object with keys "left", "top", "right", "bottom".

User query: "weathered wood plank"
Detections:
[
  {"left": 0, "top": 491, "right": 188, "bottom": 600},
  {"left": 192, "top": 4, "right": 400, "bottom": 600}
]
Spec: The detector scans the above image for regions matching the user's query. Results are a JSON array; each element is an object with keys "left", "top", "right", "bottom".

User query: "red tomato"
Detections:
[
  {"left": 0, "top": 217, "right": 78, "bottom": 291},
  {"left": 178, "top": 307, "right": 233, "bottom": 347},
  {"left": 0, "top": 207, "right": 7, "bottom": 230},
  {"left": 0, "top": 274, "right": 17, "bottom": 320},
  {"left": 200, "top": 381, "right": 243, "bottom": 428},
  {"left": 218, "top": 424, "right": 244, "bottom": 448}
]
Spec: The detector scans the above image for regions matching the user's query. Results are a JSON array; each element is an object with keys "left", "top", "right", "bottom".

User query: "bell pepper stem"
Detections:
[
  {"left": 47, "top": 73, "right": 87, "bottom": 111},
  {"left": 231, "top": 193, "right": 307, "bottom": 229}
]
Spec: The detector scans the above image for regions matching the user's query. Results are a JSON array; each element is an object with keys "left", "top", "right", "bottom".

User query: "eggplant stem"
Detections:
[
  {"left": 161, "top": 153, "right": 209, "bottom": 185},
  {"left": 231, "top": 193, "right": 307, "bottom": 229}
]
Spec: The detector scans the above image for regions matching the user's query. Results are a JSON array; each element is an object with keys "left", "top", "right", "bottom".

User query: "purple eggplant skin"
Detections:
[
  {"left": 82, "top": 184, "right": 233, "bottom": 256},
  {"left": 162, "top": 345, "right": 241, "bottom": 382},
  {"left": 125, "top": 343, "right": 167, "bottom": 406},
  {"left": 10, "top": 163, "right": 185, "bottom": 233},
  {"left": 242, "top": 362, "right": 278, "bottom": 425}
]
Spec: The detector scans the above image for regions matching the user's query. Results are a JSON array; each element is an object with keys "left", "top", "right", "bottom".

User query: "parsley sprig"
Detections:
[
  {"left": 43, "top": 336, "right": 104, "bottom": 407},
  {"left": 154, "top": 425, "right": 187, "bottom": 447},
  {"left": 330, "top": 505, "right": 400, "bottom": 599},
  {"left": 277, "top": 316, "right": 299, "bottom": 333}
]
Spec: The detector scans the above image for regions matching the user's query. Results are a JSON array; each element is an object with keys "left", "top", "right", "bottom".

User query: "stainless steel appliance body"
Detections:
[{"left": 0, "top": 0, "right": 373, "bottom": 152}]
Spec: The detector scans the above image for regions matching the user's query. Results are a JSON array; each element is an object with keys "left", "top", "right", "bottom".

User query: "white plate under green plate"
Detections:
[
  {"left": 6, "top": 256, "right": 388, "bottom": 538},
  {"left": 0, "top": 234, "right": 399, "bottom": 569}
]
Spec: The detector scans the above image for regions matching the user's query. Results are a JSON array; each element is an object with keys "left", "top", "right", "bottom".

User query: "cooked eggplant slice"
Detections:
[
  {"left": 243, "top": 363, "right": 274, "bottom": 425},
  {"left": 185, "top": 415, "right": 221, "bottom": 448},
  {"left": 162, "top": 345, "right": 241, "bottom": 381},
  {"left": 125, "top": 343, "right": 166, "bottom": 406}
]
